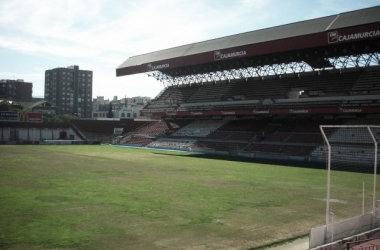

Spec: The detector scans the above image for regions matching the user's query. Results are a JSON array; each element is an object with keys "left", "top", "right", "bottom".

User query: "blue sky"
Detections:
[{"left": 0, "top": 0, "right": 379, "bottom": 99}]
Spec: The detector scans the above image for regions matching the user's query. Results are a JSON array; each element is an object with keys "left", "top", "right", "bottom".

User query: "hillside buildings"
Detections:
[
  {"left": 92, "top": 96, "right": 150, "bottom": 119},
  {"left": 44, "top": 65, "right": 92, "bottom": 118}
]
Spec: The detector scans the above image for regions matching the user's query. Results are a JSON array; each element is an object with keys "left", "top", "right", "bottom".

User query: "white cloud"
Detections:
[
  {"left": 0, "top": 0, "right": 274, "bottom": 55},
  {"left": 0, "top": 36, "right": 97, "bottom": 58},
  {"left": 0, "top": 0, "right": 276, "bottom": 99},
  {"left": 308, "top": 0, "right": 380, "bottom": 19}
]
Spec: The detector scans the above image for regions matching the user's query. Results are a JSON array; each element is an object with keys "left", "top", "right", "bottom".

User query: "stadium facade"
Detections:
[
  {"left": 3, "top": 7, "right": 380, "bottom": 162},
  {"left": 110, "top": 6, "right": 380, "bottom": 163}
]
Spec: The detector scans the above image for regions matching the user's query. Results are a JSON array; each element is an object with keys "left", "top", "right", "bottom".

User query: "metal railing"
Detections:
[{"left": 347, "top": 238, "right": 380, "bottom": 250}]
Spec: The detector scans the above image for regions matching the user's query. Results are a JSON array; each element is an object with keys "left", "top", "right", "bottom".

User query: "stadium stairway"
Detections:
[{"left": 70, "top": 122, "right": 87, "bottom": 141}]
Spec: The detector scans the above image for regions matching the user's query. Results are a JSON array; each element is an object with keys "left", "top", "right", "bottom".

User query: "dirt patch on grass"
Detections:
[
  {"left": 35, "top": 196, "right": 80, "bottom": 203},
  {"left": 311, "top": 197, "right": 347, "bottom": 204},
  {"left": 106, "top": 176, "right": 143, "bottom": 186},
  {"left": 262, "top": 237, "right": 309, "bottom": 250}
]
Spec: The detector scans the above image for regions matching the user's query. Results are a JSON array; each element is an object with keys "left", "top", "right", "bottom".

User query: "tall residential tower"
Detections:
[{"left": 44, "top": 65, "right": 92, "bottom": 118}]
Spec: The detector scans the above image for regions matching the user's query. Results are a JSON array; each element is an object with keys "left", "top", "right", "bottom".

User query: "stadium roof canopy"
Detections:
[{"left": 116, "top": 6, "right": 380, "bottom": 78}]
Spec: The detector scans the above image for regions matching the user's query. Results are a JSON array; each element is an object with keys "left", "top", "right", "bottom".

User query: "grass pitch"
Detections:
[{"left": 0, "top": 145, "right": 374, "bottom": 250}]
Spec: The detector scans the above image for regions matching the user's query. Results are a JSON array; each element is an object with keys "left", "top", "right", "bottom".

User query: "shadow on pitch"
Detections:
[
  {"left": 151, "top": 151, "right": 378, "bottom": 174},
  {"left": 151, "top": 151, "right": 326, "bottom": 170}
]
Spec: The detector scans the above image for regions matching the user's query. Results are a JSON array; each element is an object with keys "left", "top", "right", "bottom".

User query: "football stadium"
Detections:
[{"left": 1, "top": 5, "right": 380, "bottom": 250}]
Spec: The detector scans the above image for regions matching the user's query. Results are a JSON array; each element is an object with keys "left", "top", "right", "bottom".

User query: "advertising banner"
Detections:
[
  {"left": 0, "top": 111, "right": 18, "bottom": 122},
  {"left": 18, "top": 112, "right": 43, "bottom": 122},
  {"left": 0, "top": 112, "right": 42, "bottom": 122}
]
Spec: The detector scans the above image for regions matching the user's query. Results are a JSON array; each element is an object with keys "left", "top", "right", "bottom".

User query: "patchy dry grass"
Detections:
[{"left": 0, "top": 145, "right": 375, "bottom": 250}]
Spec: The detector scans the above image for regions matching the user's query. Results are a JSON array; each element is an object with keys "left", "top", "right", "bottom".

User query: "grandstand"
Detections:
[
  {"left": 70, "top": 119, "right": 151, "bottom": 144},
  {"left": 114, "top": 6, "right": 380, "bottom": 165}
]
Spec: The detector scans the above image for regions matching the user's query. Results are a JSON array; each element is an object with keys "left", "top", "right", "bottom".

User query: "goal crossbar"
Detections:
[{"left": 320, "top": 125, "right": 379, "bottom": 226}]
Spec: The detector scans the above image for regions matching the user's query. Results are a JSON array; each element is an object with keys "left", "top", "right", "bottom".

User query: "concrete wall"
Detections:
[
  {"left": 0, "top": 127, "right": 82, "bottom": 141},
  {"left": 309, "top": 228, "right": 380, "bottom": 250},
  {"left": 309, "top": 213, "right": 380, "bottom": 249}
]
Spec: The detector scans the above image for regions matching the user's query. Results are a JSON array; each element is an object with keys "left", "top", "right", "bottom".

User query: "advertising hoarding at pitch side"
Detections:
[
  {"left": 0, "top": 111, "right": 18, "bottom": 122},
  {"left": 0, "top": 112, "right": 42, "bottom": 122},
  {"left": 18, "top": 112, "right": 43, "bottom": 122}
]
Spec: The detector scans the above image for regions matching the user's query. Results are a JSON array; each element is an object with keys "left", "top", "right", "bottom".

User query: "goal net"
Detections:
[{"left": 320, "top": 125, "right": 380, "bottom": 226}]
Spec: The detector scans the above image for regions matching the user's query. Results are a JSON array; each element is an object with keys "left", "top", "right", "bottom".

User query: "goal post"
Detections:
[{"left": 320, "top": 125, "right": 380, "bottom": 227}]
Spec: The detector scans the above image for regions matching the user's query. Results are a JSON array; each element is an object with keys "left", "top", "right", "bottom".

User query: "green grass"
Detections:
[{"left": 0, "top": 145, "right": 375, "bottom": 250}]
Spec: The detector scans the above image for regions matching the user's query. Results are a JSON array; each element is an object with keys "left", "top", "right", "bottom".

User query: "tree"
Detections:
[
  {"left": 46, "top": 114, "right": 78, "bottom": 124},
  {"left": 19, "top": 108, "right": 33, "bottom": 113},
  {"left": 0, "top": 101, "right": 10, "bottom": 111}
]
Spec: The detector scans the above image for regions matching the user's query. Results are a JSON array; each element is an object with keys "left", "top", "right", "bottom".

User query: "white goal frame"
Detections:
[{"left": 320, "top": 125, "right": 379, "bottom": 226}]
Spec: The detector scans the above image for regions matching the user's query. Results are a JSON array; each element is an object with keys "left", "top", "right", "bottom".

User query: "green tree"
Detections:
[
  {"left": 0, "top": 101, "right": 10, "bottom": 111},
  {"left": 19, "top": 108, "right": 33, "bottom": 113},
  {"left": 46, "top": 114, "right": 79, "bottom": 124}
]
